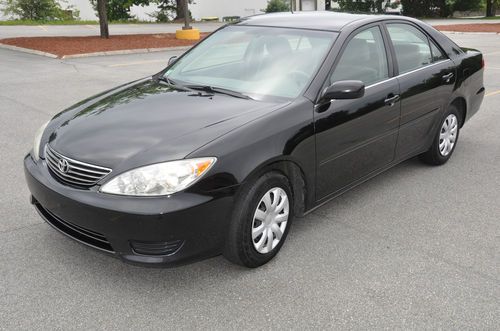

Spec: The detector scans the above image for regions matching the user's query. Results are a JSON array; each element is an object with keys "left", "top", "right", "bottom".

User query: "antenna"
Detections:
[{"left": 290, "top": 0, "right": 294, "bottom": 13}]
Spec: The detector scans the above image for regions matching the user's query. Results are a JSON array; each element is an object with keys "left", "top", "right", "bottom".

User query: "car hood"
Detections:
[{"left": 47, "top": 78, "right": 285, "bottom": 171}]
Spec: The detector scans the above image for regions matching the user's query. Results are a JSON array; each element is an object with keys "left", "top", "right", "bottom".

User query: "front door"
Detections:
[{"left": 314, "top": 25, "right": 400, "bottom": 200}]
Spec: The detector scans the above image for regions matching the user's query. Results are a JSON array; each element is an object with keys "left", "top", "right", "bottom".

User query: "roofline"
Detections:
[{"left": 235, "top": 12, "right": 423, "bottom": 33}]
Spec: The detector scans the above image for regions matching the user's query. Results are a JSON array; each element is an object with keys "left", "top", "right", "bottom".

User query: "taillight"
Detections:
[{"left": 481, "top": 57, "right": 485, "bottom": 68}]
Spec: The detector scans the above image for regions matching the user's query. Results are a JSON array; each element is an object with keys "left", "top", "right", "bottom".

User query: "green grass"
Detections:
[
  {"left": 0, "top": 19, "right": 169, "bottom": 26},
  {"left": 0, "top": 20, "right": 98, "bottom": 25}
]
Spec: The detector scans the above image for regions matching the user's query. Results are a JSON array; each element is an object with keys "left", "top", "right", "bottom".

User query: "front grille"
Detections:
[
  {"left": 45, "top": 144, "right": 111, "bottom": 188},
  {"left": 34, "top": 200, "right": 114, "bottom": 253},
  {"left": 130, "top": 240, "right": 184, "bottom": 256}
]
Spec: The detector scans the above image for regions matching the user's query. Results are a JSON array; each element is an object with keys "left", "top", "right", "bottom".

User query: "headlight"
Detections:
[
  {"left": 100, "top": 158, "right": 217, "bottom": 196},
  {"left": 33, "top": 120, "right": 49, "bottom": 161}
]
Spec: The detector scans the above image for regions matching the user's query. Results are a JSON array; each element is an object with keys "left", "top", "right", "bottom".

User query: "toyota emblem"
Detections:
[{"left": 57, "top": 159, "right": 70, "bottom": 173}]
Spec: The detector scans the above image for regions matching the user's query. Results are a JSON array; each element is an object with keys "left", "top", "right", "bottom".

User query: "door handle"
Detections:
[
  {"left": 384, "top": 94, "right": 400, "bottom": 106},
  {"left": 442, "top": 73, "right": 454, "bottom": 83}
]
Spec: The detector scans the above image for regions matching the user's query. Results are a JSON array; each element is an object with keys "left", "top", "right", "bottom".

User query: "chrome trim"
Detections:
[
  {"left": 365, "top": 77, "right": 397, "bottom": 90},
  {"left": 46, "top": 145, "right": 112, "bottom": 172},
  {"left": 396, "top": 59, "right": 451, "bottom": 78},
  {"left": 45, "top": 144, "right": 112, "bottom": 187},
  {"left": 364, "top": 59, "right": 452, "bottom": 90}
]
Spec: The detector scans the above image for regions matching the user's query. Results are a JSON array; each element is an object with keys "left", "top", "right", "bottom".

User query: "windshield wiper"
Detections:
[
  {"left": 185, "top": 85, "right": 254, "bottom": 100},
  {"left": 156, "top": 75, "right": 194, "bottom": 92}
]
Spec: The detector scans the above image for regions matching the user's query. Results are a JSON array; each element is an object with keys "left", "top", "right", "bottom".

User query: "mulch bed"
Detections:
[
  {"left": 434, "top": 23, "right": 500, "bottom": 33},
  {"left": 0, "top": 33, "right": 208, "bottom": 57}
]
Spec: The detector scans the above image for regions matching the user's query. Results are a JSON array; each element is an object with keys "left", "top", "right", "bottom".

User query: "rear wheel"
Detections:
[
  {"left": 223, "top": 172, "right": 293, "bottom": 268},
  {"left": 420, "top": 105, "right": 461, "bottom": 165}
]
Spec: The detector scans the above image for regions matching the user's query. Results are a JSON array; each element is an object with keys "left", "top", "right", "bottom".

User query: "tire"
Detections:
[
  {"left": 419, "top": 105, "right": 462, "bottom": 166},
  {"left": 223, "top": 172, "right": 293, "bottom": 268}
]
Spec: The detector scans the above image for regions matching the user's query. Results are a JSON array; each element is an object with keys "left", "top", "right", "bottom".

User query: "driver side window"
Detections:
[{"left": 330, "top": 26, "right": 389, "bottom": 86}]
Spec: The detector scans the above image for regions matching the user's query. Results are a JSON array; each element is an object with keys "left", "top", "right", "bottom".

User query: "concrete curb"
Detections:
[
  {"left": 0, "top": 43, "right": 58, "bottom": 58},
  {"left": 60, "top": 46, "right": 191, "bottom": 59},
  {"left": 439, "top": 31, "right": 499, "bottom": 35},
  {"left": 0, "top": 43, "right": 191, "bottom": 59}
]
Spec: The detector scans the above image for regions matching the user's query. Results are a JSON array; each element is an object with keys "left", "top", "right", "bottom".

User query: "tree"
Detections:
[
  {"left": 452, "top": 0, "right": 482, "bottom": 12},
  {"left": 91, "top": 0, "right": 135, "bottom": 21},
  {"left": 400, "top": 0, "right": 486, "bottom": 17},
  {"left": 486, "top": 0, "right": 497, "bottom": 17},
  {"left": 96, "top": 0, "right": 109, "bottom": 38},
  {"left": 400, "top": 0, "right": 451, "bottom": 17},
  {"left": 264, "top": 0, "right": 290, "bottom": 12},
  {"left": 1, "top": 0, "right": 65, "bottom": 20},
  {"left": 132, "top": 0, "right": 190, "bottom": 21},
  {"left": 176, "top": 0, "right": 185, "bottom": 19},
  {"left": 337, "top": 0, "right": 385, "bottom": 13}
]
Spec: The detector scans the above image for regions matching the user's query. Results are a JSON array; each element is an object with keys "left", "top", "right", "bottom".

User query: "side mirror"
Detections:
[
  {"left": 168, "top": 56, "right": 178, "bottom": 65},
  {"left": 320, "top": 80, "right": 365, "bottom": 102}
]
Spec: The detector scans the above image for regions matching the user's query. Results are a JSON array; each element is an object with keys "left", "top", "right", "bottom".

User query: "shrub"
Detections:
[
  {"left": 0, "top": 0, "right": 68, "bottom": 20},
  {"left": 265, "top": 0, "right": 290, "bottom": 13},
  {"left": 452, "top": 0, "right": 482, "bottom": 12}
]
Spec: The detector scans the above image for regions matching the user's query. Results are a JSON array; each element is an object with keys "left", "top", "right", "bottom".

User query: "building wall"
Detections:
[
  {"left": 190, "top": 0, "right": 268, "bottom": 21},
  {"left": 0, "top": 0, "right": 326, "bottom": 21},
  {"left": 292, "top": 0, "right": 327, "bottom": 11},
  {"left": 66, "top": 0, "right": 97, "bottom": 20}
]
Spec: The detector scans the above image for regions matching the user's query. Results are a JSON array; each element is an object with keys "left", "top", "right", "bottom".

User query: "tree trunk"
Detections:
[
  {"left": 486, "top": 0, "right": 496, "bottom": 17},
  {"left": 176, "top": 0, "right": 185, "bottom": 20},
  {"left": 438, "top": 0, "right": 452, "bottom": 17},
  {"left": 97, "top": 0, "right": 109, "bottom": 39}
]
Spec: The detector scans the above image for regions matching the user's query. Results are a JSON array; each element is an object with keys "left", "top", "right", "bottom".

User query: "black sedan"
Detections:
[{"left": 25, "top": 12, "right": 484, "bottom": 268}]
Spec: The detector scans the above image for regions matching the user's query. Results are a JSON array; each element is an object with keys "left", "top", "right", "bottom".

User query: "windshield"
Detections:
[{"left": 164, "top": 26, "right": 337, "bottom": 100}]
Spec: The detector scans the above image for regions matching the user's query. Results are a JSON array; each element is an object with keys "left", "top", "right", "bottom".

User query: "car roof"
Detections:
[{"left": 236, "top": 12, "right": 408, "bottom": 32}]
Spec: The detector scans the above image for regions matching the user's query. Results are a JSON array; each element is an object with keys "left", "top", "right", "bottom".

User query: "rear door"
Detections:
[
  {"left": 384, "top": 22, "right": 456, "bottom": 158},
  {"left": 314, "top": 25, "right": 400, "bottom": 200}
]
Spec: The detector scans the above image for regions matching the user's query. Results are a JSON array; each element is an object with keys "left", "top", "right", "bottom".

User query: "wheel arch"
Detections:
[
  {"left": 450, "top": 96, "right": 467, "bottom": 127},
  {"left": 238, "top": 158, "right": 311, "bottom": 218}
]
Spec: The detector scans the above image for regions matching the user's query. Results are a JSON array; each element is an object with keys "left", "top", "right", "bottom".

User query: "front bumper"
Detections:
[{"left": 24, "top": 154, "right": 235, "bottom": 267}]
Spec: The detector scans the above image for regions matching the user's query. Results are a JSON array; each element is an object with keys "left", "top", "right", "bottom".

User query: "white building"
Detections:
[
  {"left": 1, "top": 0, "right": 331, "bottom": 21},
  {"left": 190, "top": 0, "right": 330, "bottom": 21}
]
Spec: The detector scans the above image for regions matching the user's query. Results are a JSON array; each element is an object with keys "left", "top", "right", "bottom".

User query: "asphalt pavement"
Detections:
[{"left": 0, "top": 32, "right": 499, "bottom": 329}]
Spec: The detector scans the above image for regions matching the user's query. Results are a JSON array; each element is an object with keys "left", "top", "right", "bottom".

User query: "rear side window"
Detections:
[
  {"left": 430, "top": 40, "right": 447, "bottom": 62},
  {"left": 330, "top": 26, "right": 389, "bottom": 86},
  {"left": 387, "top": 23, "right": 433, "bottom": 74}
]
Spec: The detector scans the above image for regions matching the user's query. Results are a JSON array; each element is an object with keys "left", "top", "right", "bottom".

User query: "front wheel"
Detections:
[
  {"left": 420, "top": 105, "right": 461, "bottom": 165},
  {"left": 223, "top": 172, "right": 293, "bottom": 268}
]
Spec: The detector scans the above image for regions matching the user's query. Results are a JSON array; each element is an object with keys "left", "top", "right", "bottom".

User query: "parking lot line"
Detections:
[
  {"left": 38, "top": 25, "right": 48, "bottom": 31},
  {"left": 485, "top": 89, "right": 500, "bottom": 97}
]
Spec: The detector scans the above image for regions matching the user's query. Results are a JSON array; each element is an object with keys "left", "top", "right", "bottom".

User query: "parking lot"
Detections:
[{"left": 0, "top": 32, "right": 499, "bottom": 329}]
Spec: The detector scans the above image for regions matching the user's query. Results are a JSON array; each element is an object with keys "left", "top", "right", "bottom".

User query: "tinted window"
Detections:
[
  {"left": 430, "top": 40, "right": 447, "bottom": 62},
  {"left": 387, "top": 23, "right": 432, "bottom": 74},
  {"left": 330, "top": 26, "right": 389, "bottom": 86}
]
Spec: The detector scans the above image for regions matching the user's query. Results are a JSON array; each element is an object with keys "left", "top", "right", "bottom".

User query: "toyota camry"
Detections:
[{"left": 25, "top": 12, "right": 484, "bottom": 268}]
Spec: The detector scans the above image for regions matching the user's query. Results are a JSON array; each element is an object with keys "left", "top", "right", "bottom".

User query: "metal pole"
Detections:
[{"left": 183, "top": 0, "right": 191, "bottom": 30}]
